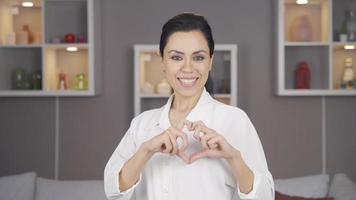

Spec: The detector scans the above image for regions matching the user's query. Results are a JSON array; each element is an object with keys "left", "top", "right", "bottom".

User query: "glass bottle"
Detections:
[
  {"left": 341, "top": 58, "right": 355, "bottom": 89},
  {"left": 346, "top": 9, "right": 356, "bottom": 42}
]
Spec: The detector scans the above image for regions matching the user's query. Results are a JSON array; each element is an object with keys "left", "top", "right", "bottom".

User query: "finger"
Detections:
[
  {"left": 190, "top": 150, "right": 210, "bottom": 163},
  {"left": 176, "top": 119, "right": 193, "bottom": 130},
  {"left": 171, "top": 127, "right": 189, "bottom": 151},
  {"left": 168, "top": 134, "right": 178, "bottom": 155},
  {"left": 161, "top": 137, "right": 172, "bottom": 154},
  {"left": 193, "top": 126, "right": 202, "bottom": 140},
  {"left": 193, "top": 121, "right": 215, "bottom": 134},
  {"left": 207, "top": 136, "right": 220, "bottom": 149},
  {"left": 177, "top": 151, "right": 190, "bottom": 164},
  {"left": 200, "top": 133, "right": 216, "bottom": 149}
]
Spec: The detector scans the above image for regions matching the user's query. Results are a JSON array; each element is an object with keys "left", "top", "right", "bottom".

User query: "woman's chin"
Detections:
[{"left": 174, "top": 86, "right": 203, "bottom": 98}]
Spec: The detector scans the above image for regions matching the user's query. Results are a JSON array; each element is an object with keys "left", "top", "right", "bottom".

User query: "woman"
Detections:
[{"left": 104, "top": 13, "right": 274, "bottom": 200}]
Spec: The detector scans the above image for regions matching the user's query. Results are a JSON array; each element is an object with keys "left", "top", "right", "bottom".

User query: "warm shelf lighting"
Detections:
[
  {"left": 22, "top": 1, "right": 34, "bottom": 7},
  {"left": 296, "top": 0, "right": 308, "bottom": 5},
  {"left": 344, "top": 45, "right": 355, "bottom": 50},
  {"left": 66, "top": 46, "right": 78, "bottom": 52}
]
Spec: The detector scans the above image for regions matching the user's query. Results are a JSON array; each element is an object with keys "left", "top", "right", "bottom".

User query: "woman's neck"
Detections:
[{"left": 171, "top": 88, "right": 203, "bottom": 114}]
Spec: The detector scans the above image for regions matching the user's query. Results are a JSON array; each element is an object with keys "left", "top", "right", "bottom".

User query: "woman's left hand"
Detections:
[{"left": 188, "top": 121, "right": 240, "bottom": 163}]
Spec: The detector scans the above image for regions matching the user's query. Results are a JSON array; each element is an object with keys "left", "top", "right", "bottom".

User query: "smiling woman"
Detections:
[{"left": 104, "top": 13, "right": 275, "bottom": 200}]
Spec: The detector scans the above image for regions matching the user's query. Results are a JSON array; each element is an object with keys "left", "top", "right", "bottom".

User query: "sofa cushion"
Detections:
[
  {"left": 328, "top": 173, "right": 356, "bottom": 200},
  {"left": 0, "top": 171, "right": 36, "bottom": 200},
  {"left": 35, "top": 177, "right": 106, "bottom": 200},
  {"left": 275, "top": 174, "right": 330, "bottom": 198}
]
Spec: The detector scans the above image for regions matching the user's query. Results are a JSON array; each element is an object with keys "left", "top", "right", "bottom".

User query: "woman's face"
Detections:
[{"left": 161, "top": 30, "right": 213, "bottom": 98}]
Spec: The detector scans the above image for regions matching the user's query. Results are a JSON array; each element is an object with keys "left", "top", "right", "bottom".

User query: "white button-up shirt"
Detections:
[{"left": 104, "top": 88, "right": 275, "bottom": 200}]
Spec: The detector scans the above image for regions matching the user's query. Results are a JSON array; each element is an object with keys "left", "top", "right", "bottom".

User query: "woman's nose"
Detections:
[{"left": 181, "top": 58, "right": 193, "bottom": 72}]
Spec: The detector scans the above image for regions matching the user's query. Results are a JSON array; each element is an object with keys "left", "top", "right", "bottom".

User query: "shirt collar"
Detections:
[{"left": 155, "top": 87, "right": 214, "bottom": 130}]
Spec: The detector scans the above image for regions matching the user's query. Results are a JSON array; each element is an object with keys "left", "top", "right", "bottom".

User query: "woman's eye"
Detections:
[
  {"left": 193, "top": 56, "right": 205, "bottom": 61},
  {"left": 171, "top": 56, "right": 182, "bottom": 61}
]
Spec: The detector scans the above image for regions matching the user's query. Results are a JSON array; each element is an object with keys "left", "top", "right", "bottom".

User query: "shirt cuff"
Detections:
[
  {"left": 116, "top": 168, "right": 143, "bottom": 196},
  {"left": 237, "top": 170, "right": 261, "bottom": 199}
]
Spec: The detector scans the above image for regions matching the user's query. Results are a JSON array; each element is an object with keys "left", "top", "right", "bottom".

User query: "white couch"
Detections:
[{"left": 0, "top": 172, "right": 355, "bottom": 200}]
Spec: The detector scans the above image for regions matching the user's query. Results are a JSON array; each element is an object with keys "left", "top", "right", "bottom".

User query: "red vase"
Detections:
[{"left": 295, "top": 61, "right": 311, "bottom": 89}]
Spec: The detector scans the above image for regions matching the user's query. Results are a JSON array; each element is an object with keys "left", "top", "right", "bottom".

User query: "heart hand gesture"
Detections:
[{"left": 187, "top": 121, "right": 239, "bottom": 163}]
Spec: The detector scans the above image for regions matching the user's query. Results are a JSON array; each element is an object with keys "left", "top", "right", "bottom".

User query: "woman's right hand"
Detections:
[{"left": 141, "top": 120, "right": 192, "bottom": 163}]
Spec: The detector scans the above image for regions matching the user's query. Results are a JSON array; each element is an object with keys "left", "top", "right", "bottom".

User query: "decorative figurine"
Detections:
[
  {"left": 12, "top": 68, "right": 29, "bottom": 90},
  {"left": 58, "top": 73, "right": 68, "bottom": 90},
  {"left": 77, "top": 35, "right": 87, "bottom": 43},
  {"left": 295, "top": 61, "right": 311, "bottom": 89},
  {"left": 345, "top": 9, "right": 356, "bottom": 41},
  {"left": 17, "top": 31, "right": 28, "bottom": 45},
  {"left": 142, "top": 82, "right": 154, "bottom": 94},
  {"left": 74, "top": 73, "right": 88, "bottom": 90},
  {"left": 341, "top": 58, "right": 355, "bottom": 89},
  {"left": 6, "top": 32, "right": 16, "bottom": 45},
  {"left": 31, "top": 70, "right": 42, "bottom": 90},
  {"left": 290, "top": 15, "right": 312, "bottom": 42},
  {"left": 64, "top": 33, "right": 76, "bottom": 43},
  {"left": 51, "top": 37, "right": 61, "bottom": 43},
  {"left": 23, "top": 24, "right": 34, "bottom": 44},
  {"left": 157, "top": 79, "right": 172, "bottom": 95}
]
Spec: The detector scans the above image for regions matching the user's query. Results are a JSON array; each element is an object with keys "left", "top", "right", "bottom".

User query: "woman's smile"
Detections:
[{"left": 177, "top": 77, "right": 199, "bottom": 88}]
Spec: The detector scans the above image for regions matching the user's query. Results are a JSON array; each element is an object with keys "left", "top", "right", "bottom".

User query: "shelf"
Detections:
[
  {"left": 0, "top": 0, "right": 100, "bottom": 97},
  {"left": 140, "top": 94, "right": 170, "bottom": 98},
  {"left": 0, "top": 44, "right": 42, "bottom": 48},
  {"left": 278, "top": 89, "right": 356, "bottom": 96},
  {"left": 277, "top": 0, "right": 356, "bottom": 96},
  {"left": 283, "top": 0, "right": 330, "bottom": 42},
  {"left": 44, "top": 43, "right": 88, "bottom": 48},
  {"left": 285, "top": 42, "right": 329, "bottom": 46}
]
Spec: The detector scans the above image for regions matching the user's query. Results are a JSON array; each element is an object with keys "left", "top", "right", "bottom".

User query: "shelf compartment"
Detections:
[
  {"left": 0, "top": 0, "right": 42, "bottom": 45},
  {"left": 210, "top": 50, "right": 231, "bottom": 94},
  {"left": 44, "top": 0, "right": 87, "bottom": 44},
  {"left": 0, "top": 47, "right": 42, "bottom": 90},
  {"left": 285, "top": 46, "right": 329, "bottom": 89},
  {"left": 284, "top": 0, "right": 330, "bottom": 42},
  {"left": 138, "top": 50, "right": 171, "bottom": 96},
  {"left": 44, "top": 46, "right": 88, "bottom": 91},
  {"left": 141, "top": 98, "right": 168, "bottom": 112},
  {"left": 332, "top": 0, "right": 356, "bottom": 42},
  {"left": 332, "top": 44, "right": 356, "bottom": 89}
]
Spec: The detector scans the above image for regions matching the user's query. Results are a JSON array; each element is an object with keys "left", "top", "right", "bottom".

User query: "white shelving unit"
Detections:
[
  {"left": 277, "top": 0, "right": 356, "bottom": 96},
  {"left": 0, "top": 0, "right": 101, "bottom": 96},
  {"left": 134, "top": 44, "right": 238, "bottom": 116}
]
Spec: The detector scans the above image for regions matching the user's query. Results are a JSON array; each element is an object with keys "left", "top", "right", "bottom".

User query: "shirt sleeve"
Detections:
[
  {"left": 235, "top": 111, "right": 275, "bottom": 200},
  {"left": 104, "top": 118, "right": 143, "bottom": 200}
]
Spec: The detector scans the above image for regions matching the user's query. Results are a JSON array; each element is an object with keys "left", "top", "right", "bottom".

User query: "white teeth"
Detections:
[
  {"left": 180, "top": 79, "right": 195, "bottom": 83},
  {"left": 178, "top": 78, "right": 197, "bottom": 87}
]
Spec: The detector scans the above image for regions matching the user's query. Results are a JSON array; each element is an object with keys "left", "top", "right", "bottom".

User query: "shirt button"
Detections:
[{"left": 163, "top": 186, "right": 168, "bottom": 193}]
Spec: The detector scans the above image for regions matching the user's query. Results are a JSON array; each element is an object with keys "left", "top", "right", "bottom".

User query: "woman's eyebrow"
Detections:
[{"left": 167, "top": 50, "right": 208, "bottom": 54}]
